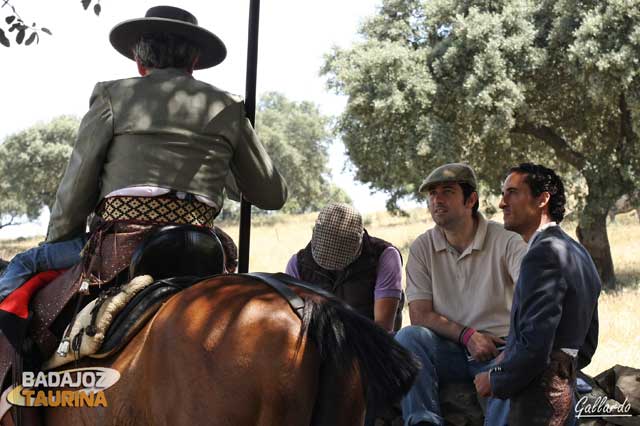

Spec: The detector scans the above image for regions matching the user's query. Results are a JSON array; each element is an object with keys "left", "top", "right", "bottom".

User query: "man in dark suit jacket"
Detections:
[{"left": 474, "top": 163, "right": 600, "bottom": 426}]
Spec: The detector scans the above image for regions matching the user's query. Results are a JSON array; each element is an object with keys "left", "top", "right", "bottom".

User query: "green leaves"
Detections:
[
  {"left": 255, "top": 92, "right": 350, "bottom": 213},
  {"left": 25, "top": 32, "right": 36, "bottom": 46},
  {"left": 0, "top": 29, "right": 9, "bottom": 47},
  {"left": 0, "top": 116, "right": 79, "bottom": 222},
  {"left": 324, "top": 39, "right": 438, "bottom": 199},
  {"left": 324, "top": 0, "right": 639, "bottom": 201},
  {"left": 15, "top": 28, "right": 24, "bottom": 44},
  {"left": 1, "top": 12, "right": 48, "bottom": 47},
  {"left": 1, "top": 0, "right": 93, "bottom": 48},
  {"left": 81, "top": 0, "right": 101, "bottom": 16}
]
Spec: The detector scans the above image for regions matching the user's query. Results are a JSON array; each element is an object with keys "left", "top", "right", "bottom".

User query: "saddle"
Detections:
[
  {"left": 129, "top": 225, "right": 225, "bottom": 279},
  {"left": 89, "top": 271, "right": 323, "bottom": 362},
  {"left": 93, "top": 275, "right": 205, "bottom": 359},
  {"left": 69, "top": 271, "right": 324, "bottom": 365}
]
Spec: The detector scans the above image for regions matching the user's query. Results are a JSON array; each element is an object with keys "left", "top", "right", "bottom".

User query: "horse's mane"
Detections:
[{"left": 300, "top": 293, "right": 420, "bottom": 407}]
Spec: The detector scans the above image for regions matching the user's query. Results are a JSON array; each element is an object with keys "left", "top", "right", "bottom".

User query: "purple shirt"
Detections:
[{"left": 285, "top": 246, "right": 402, "bottom": 300}]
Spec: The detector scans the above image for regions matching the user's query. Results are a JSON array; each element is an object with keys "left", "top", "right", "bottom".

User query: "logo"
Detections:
[
  {"left": 575, "top": 395, "right": 634, "bottom": 419},
  {"left": 7, "top": 367, "right": 120, "bottom": 408}
]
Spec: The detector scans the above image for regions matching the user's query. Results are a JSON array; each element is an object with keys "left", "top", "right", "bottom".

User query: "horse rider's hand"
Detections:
[
  {"left": 474, "top": 372, "right": 492, "bottom": 397},
  {"left": 466, "top": 333, "right": 505, "bottom": 362}
]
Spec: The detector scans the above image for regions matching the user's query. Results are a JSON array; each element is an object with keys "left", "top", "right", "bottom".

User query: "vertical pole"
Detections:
[{"left": 238, "top": 0, "right": 260, "bottom": 273}]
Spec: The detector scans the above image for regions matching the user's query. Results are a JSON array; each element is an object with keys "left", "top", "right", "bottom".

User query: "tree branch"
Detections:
[
  {"left": 0, "top": 215, "right": 21, "bottom": 230},
  {"left": 511, "top": 122, "right": 587, "bottom": 170}
]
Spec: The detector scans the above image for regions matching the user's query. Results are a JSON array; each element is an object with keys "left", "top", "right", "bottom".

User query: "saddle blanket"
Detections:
[
  {"left": 44, "top": 275, "right": 154, "bottom": 370},
  {"left": 0, "top": 270, "right": 65, "bottom": 349}
]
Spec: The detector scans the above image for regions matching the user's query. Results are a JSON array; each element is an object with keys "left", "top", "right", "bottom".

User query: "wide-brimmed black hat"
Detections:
[{"left": 109, "top": 6, "right": 227, "bottom": 69}]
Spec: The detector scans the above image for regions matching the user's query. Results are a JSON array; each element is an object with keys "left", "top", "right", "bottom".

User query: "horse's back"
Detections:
[
  {"left": 47, "top": 276, "right": 319, "bottom": 426},
  {"left": 44, "top": 274, "right": 418, "bottom": 426}
]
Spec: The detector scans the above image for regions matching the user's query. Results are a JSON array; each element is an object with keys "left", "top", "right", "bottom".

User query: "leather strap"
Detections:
[
  {"left": 29, "top": 265, "right": 83, "bottom": 357},
  {"left": 268, "top": 272, "right": 337, "bottom": 299},
  {"left": 243, "top": 273, "right": 306, "bottom": 320},
  {"left": 242, "top": 272, "right": 346, "bottom": 320}
]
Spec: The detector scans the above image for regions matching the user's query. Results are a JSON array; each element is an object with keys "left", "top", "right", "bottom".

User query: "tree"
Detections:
[
  {"left": 323, "top": 0, "right": 640, "bottom": 289},
  {"left": 0, "top": 0, "right": 100, "bottom": 47},
  {"left": 0, "top": 187, "right": 25, "bottom": 229},
  {"left": 0, "top": 116, "right": 77, "bottom": 228},
  {"left": 255, "top": 92, "right": 350, "bottom": 214}
]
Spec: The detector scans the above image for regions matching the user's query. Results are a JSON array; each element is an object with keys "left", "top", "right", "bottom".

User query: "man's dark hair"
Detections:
[
  {"left": 133, "top": 33, "right": 200, "bottom": 70},
  {"left": 509, "top": 163, "right": 566, "bottom": 223},
  {"left": 459, "top": 182, "right": 479, "bottom": 217}
]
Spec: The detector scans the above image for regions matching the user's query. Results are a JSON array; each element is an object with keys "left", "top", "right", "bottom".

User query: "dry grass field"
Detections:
[{"left": 1, "top": 208, "right": 638, "bottom": 376}]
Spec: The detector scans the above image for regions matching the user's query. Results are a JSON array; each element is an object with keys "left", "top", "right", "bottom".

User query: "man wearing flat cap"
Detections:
[
  {"left": 0, "top": 7, "right": 288, "bottom": 295},
  {"left": 286, "top": 203, "right": 404, "bottom": 332},
  {"left": 395, "top": 163, "right": 527, "bottom": 426},
  {"left": 286, "top": 202, "right": 404, "bottom": 425}
]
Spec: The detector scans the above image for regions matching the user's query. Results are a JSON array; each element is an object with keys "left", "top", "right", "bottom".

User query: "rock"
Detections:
[
  {"left": 373, "top": 382, "right": 484, "bottom": 426},
  {"left": 440, "top": 382, "right": 484, "bottom": 426}
]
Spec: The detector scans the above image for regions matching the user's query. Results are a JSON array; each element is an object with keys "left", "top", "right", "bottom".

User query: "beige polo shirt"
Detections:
[{"left": 406, "top": 214, "right": 526, "bottom": 337}]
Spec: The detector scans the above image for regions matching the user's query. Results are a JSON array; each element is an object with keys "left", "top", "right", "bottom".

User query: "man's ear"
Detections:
[
  {"left": 135, "top": 56, "right": 147, "bottom": 76},
  {"left": 538, "top": 192, "right": 551, "bottom": 209},
  {"left": 466, "top": 191, "right": 479, "bottom": 209},
  {"left": 187, "top": 55, "right": 200, "bottom": 74}
]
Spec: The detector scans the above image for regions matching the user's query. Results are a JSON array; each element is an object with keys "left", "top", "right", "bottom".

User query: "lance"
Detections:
[{"left": 238, "top": 0, "right": 260, "bottom": 273}]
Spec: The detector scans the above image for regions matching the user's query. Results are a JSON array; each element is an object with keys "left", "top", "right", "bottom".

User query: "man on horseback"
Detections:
[
  {"left": 49, "top": 5, "right": 287, "bottom": 266},
  {"left": 0, "top": 6, "right": 287, "bottom": 299}
]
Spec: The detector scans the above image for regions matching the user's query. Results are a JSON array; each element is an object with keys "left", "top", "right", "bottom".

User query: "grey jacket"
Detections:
[{"left": 47, "top": 68, "right": 287, "bottom": 242}]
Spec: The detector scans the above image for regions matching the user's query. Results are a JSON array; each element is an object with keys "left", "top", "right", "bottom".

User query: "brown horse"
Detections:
[{"left": 36, "top": 274, "right": 418, "bottom": 425}]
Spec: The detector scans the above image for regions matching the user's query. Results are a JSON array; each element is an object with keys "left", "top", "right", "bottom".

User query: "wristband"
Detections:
[
  {"left": 462, "top": 327, "right": 476, "bottom": 346},
  {"left": 458, "top": 327, "right": 468, "bottom": 345}
]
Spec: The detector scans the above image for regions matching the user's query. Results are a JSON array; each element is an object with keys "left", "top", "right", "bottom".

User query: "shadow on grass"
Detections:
[{"left": 611, "top": 270, "right": 640, "bottom": 292}]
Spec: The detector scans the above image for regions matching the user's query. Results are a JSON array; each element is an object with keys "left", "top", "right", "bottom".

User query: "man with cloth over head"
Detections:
[
  {"left": 395, "top": 163, "right": 527, "bottom": 426},
  {"left": 285, "top": 202, "right": 404, "bottom": 426},
  {"left": 285, "top": 202, "right": 403, "bottom": 333}
]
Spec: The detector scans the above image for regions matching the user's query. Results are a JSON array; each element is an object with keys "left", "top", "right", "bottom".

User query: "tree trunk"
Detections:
[{"left": 576, "top": 189, "right": 617, "bottom": 290}]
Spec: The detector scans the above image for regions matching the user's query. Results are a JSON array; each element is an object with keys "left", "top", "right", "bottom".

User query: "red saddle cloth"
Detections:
[{"left": 0, "top": 270, "right": 65, "bottom": 349}]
